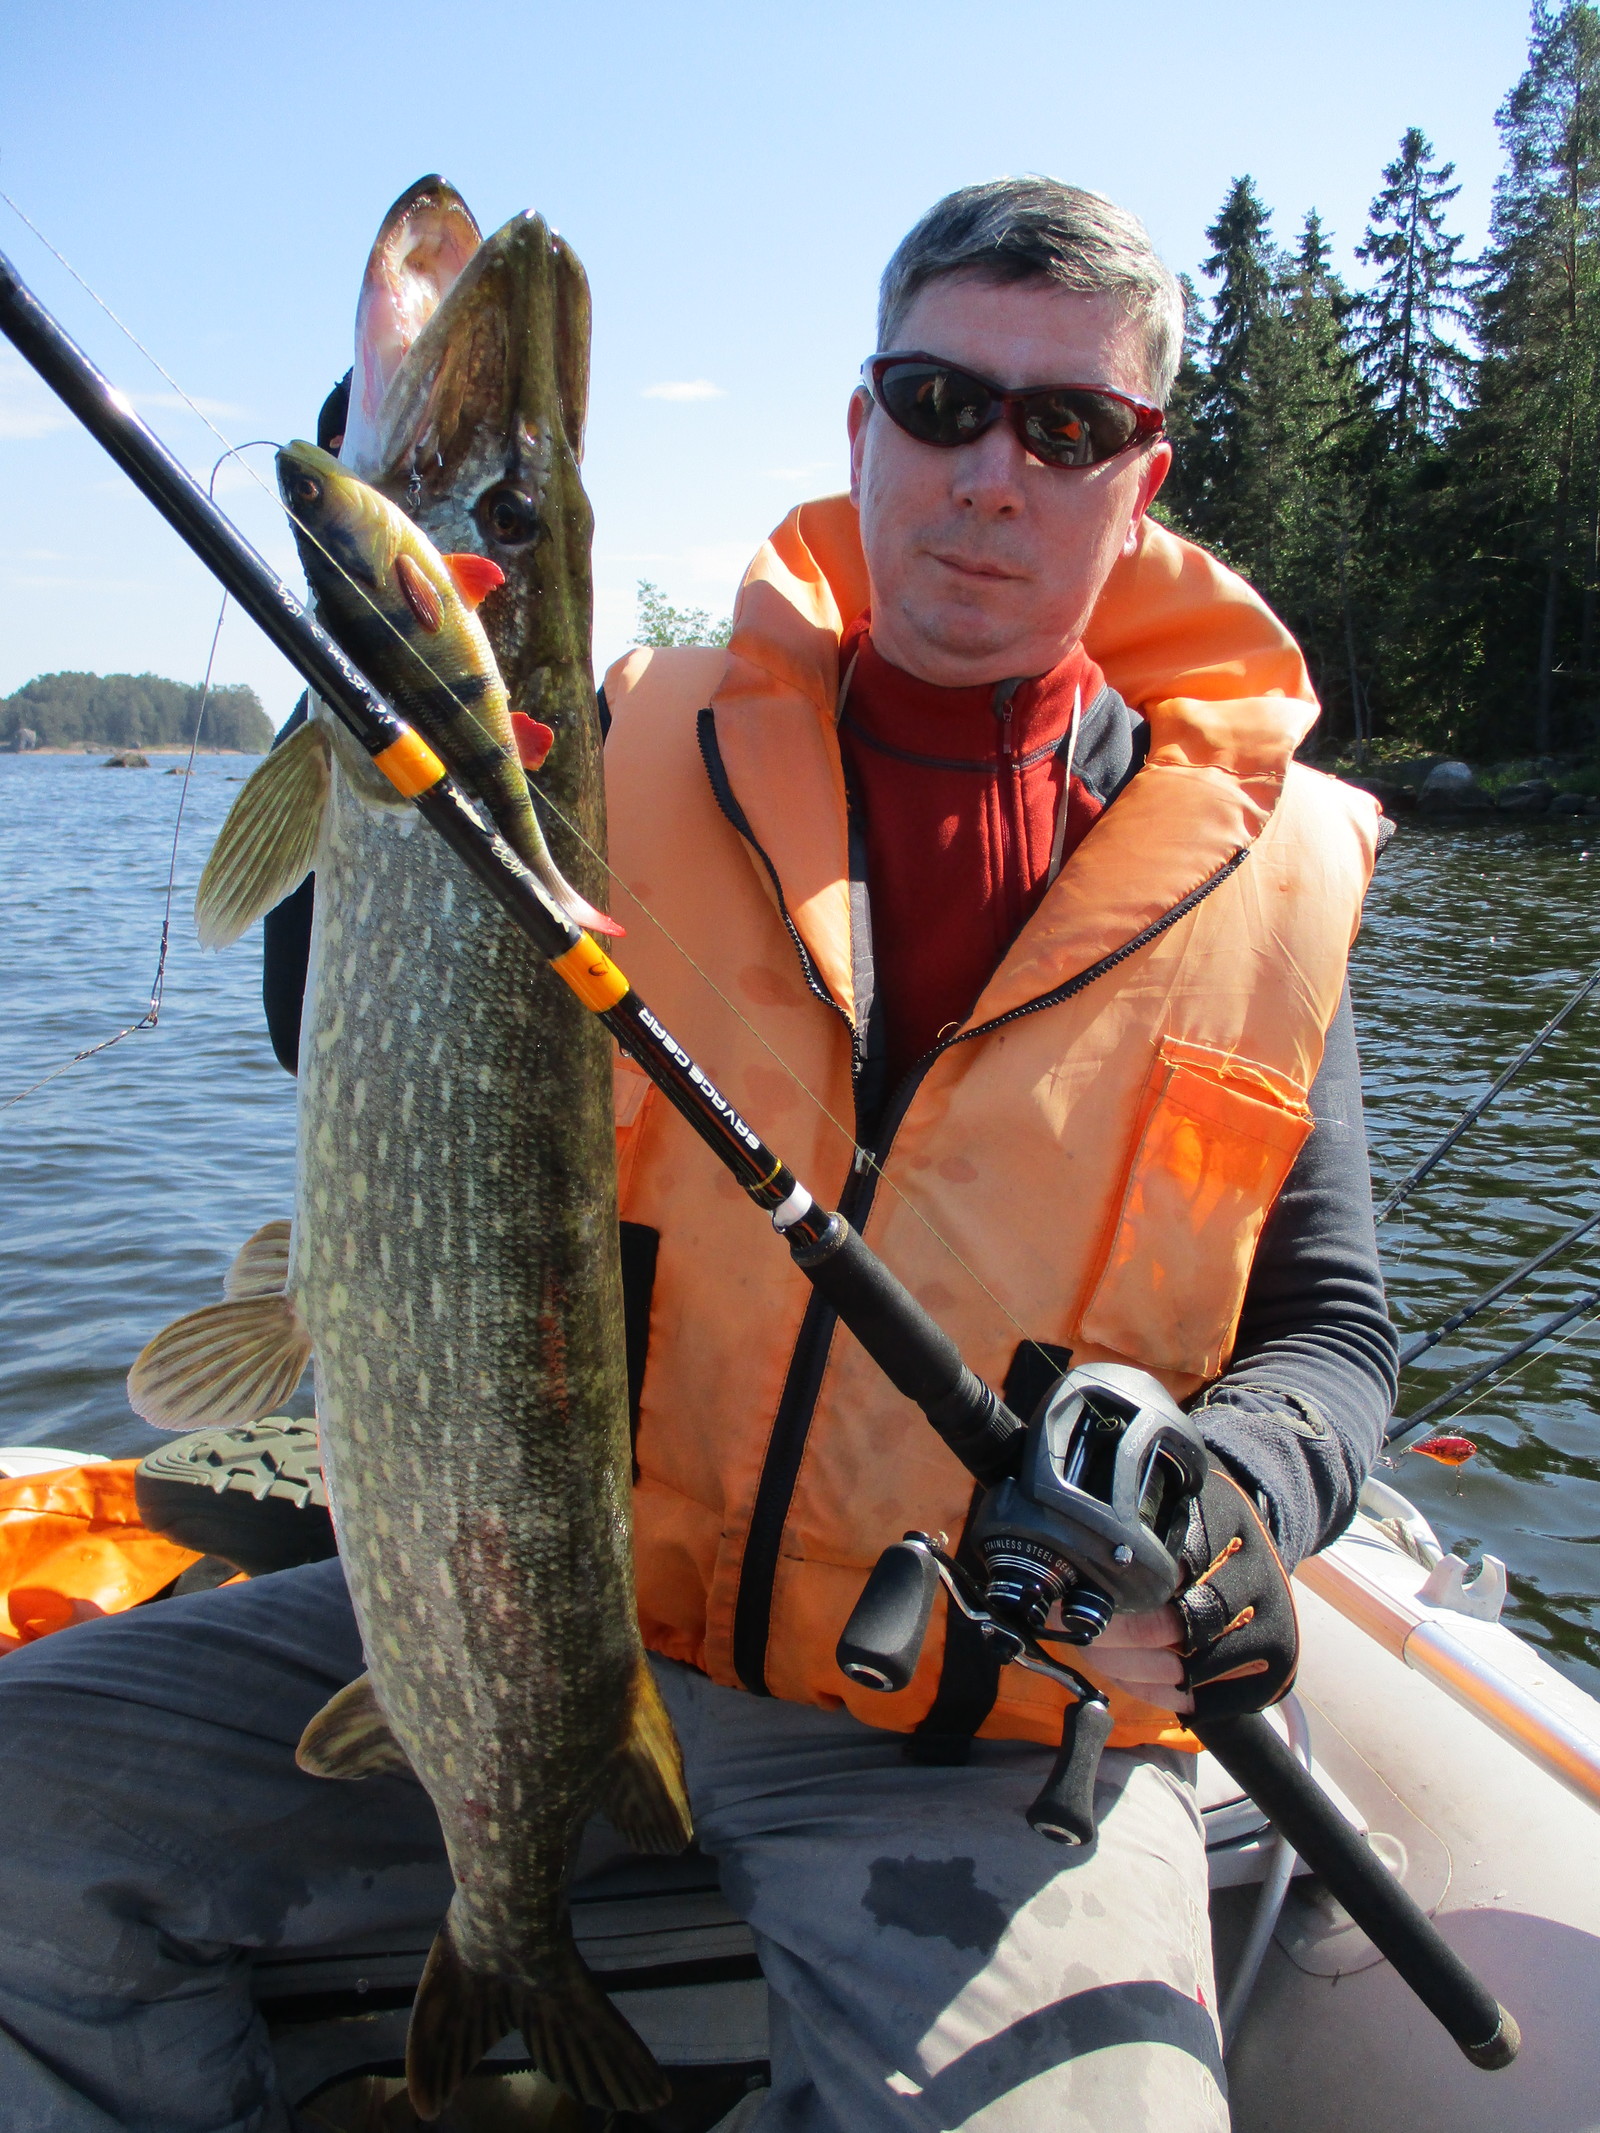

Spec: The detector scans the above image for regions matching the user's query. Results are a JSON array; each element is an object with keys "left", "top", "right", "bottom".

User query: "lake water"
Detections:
[{"left": 3, "top": 755, "right": 1599, "bottom": 1690}]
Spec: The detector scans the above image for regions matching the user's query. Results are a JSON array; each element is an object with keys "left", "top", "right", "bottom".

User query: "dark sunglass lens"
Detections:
[
  {"left": 879, "top": 362, "right": 996, "bottom": 446},
  {"left": 1023, "top": 390, "right": 1139, "bottom": 467}
]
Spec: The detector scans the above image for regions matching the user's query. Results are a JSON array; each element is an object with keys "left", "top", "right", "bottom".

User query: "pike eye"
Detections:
[
  {"left": 290, "top": 473, "right": 321, "bottom": 507},
  {"left": 476, "top": 485, "right": 542, "bottom": 547}
]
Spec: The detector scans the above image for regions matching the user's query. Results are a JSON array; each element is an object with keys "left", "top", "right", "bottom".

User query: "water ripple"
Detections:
[{"left": 1356, "top": 818, "right": 1600, "bottom": 1690}]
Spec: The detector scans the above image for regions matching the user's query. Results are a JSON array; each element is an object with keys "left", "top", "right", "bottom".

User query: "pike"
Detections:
[{"left": 127, "top": 182, "right": 689, "bottom": 2119}]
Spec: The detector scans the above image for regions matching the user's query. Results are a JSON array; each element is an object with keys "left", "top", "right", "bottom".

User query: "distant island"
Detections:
[{"left": 2, "top": 671, "right": 273, "bottom": 753}]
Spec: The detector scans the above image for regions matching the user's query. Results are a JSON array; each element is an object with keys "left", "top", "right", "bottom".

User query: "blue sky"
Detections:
[{"left": 1, "top": 0, "right": 1533, "bottom": 727}]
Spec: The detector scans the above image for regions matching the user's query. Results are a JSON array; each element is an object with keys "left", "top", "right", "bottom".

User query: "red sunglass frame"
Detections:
[{"left": 861, "top": 351, "right": 1166, "bottom": 467}]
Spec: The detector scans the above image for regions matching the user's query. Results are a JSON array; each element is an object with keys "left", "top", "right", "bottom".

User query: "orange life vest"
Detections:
[{"left": 601, "top": 496, "right": 1381, "bottom": 1753}]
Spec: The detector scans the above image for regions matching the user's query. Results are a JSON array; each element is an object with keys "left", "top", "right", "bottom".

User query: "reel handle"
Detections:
[
  {"left": 1026, "top": 1692, "right": 1115, "bottom": 1847},
  {"left": 837, "top": 1540, "right": 939, "bottom": 1694}
]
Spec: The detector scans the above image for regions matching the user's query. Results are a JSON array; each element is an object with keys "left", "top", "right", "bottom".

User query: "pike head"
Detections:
[{"left": 339, "top": 180, "right": 603, "bottom": 911}]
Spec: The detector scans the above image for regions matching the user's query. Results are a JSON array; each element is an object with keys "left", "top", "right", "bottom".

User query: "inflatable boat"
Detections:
[{"left": 3, "top": 1430, "right": 1598, "bottom": 2130}]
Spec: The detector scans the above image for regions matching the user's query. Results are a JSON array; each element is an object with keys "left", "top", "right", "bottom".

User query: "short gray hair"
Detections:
[{"left": 877, "top": 177, "right": 1184, "bottom": 404}]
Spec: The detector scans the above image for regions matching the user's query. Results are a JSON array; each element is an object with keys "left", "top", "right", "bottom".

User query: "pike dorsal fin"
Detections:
[
  {"left": 194, "top": 718, "right": 330, "bottom": 951},
  {"left": 442, "top": 553, "right": 505, "bottom": 608},
  {"left": 297, "top": 1673, "right": 415, "bottom": 1781},
  {"left": 600, "top": 1656, "right": 693, "bottom": 1854}
]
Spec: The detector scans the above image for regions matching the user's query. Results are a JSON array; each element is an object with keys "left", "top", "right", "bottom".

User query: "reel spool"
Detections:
[{"left": 836, "top": 1363, "right": 1208, "bottom": 1846}]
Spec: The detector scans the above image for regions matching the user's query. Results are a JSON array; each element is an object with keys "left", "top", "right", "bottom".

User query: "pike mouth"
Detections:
[
  {"left": 346, "top": 197, "right": 590, "bottom": 522},
  {"left": 340, "top": 176, "right": 481, "bottom": 482}
]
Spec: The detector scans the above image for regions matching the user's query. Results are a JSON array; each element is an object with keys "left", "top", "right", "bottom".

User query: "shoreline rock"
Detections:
[{"left": 1418, "top": 760, "right": 1492, "bottom": 814}]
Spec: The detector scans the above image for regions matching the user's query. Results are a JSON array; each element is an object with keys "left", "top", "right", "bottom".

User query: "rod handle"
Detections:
[
  {"left": 1195, "top": 1712, "right": 1518, "bottom": 2069},
  {"left": 1027, "top": 1694, "right": 1115, "bottom": 1848},
  {"left": 791, "top": 1218, "right": 1022, "bottom": 1484}
]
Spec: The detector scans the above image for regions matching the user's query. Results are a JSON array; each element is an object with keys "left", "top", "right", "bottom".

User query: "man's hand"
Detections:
[
  {"left": 1089, "top": 1606, "right": 1190, "bottom": 1714},
  {"left": 1083, "top": 1469, "right": 1301, "bottom": 1721}
]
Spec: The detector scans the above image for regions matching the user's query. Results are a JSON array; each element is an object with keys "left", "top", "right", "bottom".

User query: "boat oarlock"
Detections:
[{"left": 0, "top": 241, "right": 1523, "bottom": 2074}]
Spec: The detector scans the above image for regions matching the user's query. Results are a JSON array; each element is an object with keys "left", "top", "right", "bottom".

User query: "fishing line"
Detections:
[
  {"left": 0, "top": 591, "right": 229, "bottom": 1109},
  {"left": 1375, "top": 959, "right": 1600, "bottom": 1223},
  {"left": 1392, "top": 1293, "right": 1600, "bottom": 1441},
  {"left": 0, "top": 187, "right": 1076, "bottom": 1361}
]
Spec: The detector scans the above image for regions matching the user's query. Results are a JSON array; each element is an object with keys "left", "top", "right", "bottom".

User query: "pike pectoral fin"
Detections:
[
  {"left": 126, "top": 1294, "right": 312, "bottom": 1430},
  {"left": 223, "top": 1219, "right": 293, "bottom": 1300},
  {"left": 407, "top": 1919, "right": 670, "bottom": 2120},
  {"left": 194, "top": 719, "right": 331, "bottom": 950},
  {"left": 600, "top": 1655, "right": 694, "bottom": 1854},
  {"left": 297, "top": 1673, "right": 415, "bottom": 1781}
]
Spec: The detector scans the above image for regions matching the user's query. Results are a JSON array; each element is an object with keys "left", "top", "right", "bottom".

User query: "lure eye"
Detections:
[
  {"left": 475, "top": 485, "right": 542, "bottom": 548},
  {"left": 290, "top": 472, "right": 321, "bottom": 508}
]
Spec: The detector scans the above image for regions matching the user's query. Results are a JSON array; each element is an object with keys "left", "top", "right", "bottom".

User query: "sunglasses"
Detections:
[{"left": 861, "top": 351, "right": 1165, "bottom": 470}]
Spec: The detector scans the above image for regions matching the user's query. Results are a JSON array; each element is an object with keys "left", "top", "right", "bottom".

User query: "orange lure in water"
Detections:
[{"left": 1409, "top": 1433, "right": 1478, "bottom": 1467}]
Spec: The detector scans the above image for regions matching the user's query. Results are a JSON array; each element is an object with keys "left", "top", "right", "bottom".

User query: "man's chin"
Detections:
[{"left": 900, "top": 607, "right": 1022, "bottom": 677}]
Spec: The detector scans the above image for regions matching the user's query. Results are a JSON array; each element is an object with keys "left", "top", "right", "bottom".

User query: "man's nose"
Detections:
[{"left": 950, "top": 417, "right": 1028, "bottom": 516}]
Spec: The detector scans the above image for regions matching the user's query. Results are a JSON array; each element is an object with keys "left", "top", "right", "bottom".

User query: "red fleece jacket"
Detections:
[{"left": 837, "top": 618, "right": 1110, "bottom": 1087}]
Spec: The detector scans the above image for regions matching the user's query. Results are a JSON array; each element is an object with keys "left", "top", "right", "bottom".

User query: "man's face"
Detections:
[{"left": 848, "top": 274, "right": 1172, "bottom": 687}]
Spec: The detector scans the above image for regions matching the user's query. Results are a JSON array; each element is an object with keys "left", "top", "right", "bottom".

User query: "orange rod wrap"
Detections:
[
  {"left": 551, "top": 937, "right": 631, "bottom": 1012},
  {"left": 372, "top": 728, "right": 447, "bottom": 799}
]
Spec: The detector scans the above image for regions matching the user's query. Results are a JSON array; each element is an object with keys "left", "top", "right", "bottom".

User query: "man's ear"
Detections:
[
  {"left": 847, "top": 387, "right": 873, "bottom": 507},
  {"left": 1122, "top": 439, "right": 1173, "bottom": 554}
]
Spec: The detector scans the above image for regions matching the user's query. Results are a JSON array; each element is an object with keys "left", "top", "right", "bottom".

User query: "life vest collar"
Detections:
[{"left": 706, "top": 495, "right": 1311, "bottom": 1033}]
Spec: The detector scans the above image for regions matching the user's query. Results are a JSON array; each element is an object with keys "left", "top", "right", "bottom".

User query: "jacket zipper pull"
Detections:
[{"left": 994, "top": 677, "right": 1022, "bottom": 765}]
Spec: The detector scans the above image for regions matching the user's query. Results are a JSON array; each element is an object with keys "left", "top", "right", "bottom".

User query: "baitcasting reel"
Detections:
[{"left": 837, "top": 1362, "right": 1208, "bottom": 1847}]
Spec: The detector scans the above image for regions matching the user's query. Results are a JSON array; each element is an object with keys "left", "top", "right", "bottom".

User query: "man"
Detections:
[{"left": 0, "top": 179, "right": 1395, "bottom": 2132}]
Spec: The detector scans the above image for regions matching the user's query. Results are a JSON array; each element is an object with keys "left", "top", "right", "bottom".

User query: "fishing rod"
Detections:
[
  {"left": 0, "top": 241, "right": 1519, "bottom": 2072},
  {"left": 1376, "top": 962, "right": 1600, "bottom": 1223},
  {"left": 1397, "top": 1204, "right": 1600, "bottom": 1371},
  {"left": 1389, "top": 1282, "right": 1600, "bottom": 1454}
]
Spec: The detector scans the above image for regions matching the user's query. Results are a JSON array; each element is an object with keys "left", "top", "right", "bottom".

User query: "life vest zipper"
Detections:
[{"left": 699, "top": 690, "right": 1254, "bottom": 1696}]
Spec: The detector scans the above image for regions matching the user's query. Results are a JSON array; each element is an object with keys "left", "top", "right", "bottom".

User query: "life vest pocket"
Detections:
[{"left": 1075, "top": 1036, "right": 1313, "bottom": 1382}]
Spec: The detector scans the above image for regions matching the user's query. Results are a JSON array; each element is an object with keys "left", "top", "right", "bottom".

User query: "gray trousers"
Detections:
[{"left": 0, "top": 1559, "right": 1225, "bottom": 2132}]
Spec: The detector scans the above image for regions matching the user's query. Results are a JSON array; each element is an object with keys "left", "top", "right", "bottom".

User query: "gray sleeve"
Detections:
[{"left": 1191, "top": 985, "right": 1399, "bottom": 1569}]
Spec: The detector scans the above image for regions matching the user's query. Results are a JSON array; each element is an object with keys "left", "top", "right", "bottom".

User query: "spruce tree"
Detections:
[
  {"left": 1266, "top": 215, "right": 1374, "bottom": 750},
  {"left": 1475, "top": 0, "right": 1600, "bottom": 747},
  {"left": 1180, "top": 177, "right": 1280, "bottom": 571},
  {"left": 1354, "top": 129, "right": 1473, "bottom": 446}
]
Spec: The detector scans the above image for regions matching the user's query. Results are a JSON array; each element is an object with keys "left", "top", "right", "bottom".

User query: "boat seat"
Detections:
[
  {"left": 260, "top": 1843, "right": 769, "bottom": 2112},
  {"left": 257, "top": 1761, "right": 1305, "bottom": 2112}
]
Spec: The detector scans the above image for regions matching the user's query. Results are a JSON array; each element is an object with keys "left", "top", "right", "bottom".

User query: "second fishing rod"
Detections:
[{"left": 0, "top": 240, "right": 1519, "bottom": 2073}]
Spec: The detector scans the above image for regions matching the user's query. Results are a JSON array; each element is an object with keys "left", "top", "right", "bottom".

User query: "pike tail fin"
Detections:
[
  {"left": 194, "top": 717, "right": 331, "bottom": 950},
  {"left": 601, "top": 1653, "right": 694, "bottom": 1854},
  {"left": 406, "top": 1917, "right": 670, "bottom": 2121}
]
